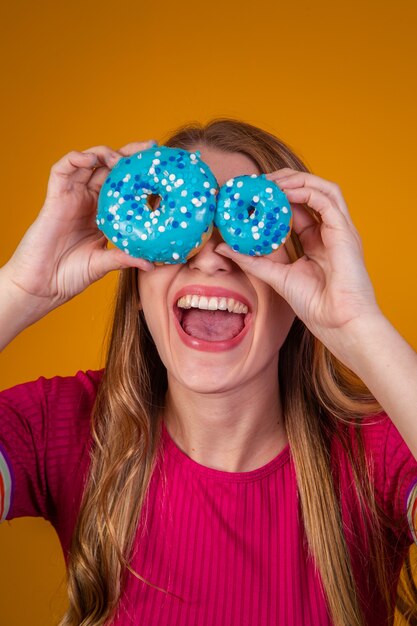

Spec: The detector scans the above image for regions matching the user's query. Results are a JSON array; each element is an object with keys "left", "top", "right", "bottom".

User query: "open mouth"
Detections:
[{"left": 172, "top": 289, "right": 252, "bottom": 351}]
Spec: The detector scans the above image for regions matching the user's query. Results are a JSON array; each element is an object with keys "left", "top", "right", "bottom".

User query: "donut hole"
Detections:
[
  {"left": 146, "top": 193, "right": 162, "bottom": 211},
  {"left": 247, "top": 206, "right": 256, "bottom": 217}
]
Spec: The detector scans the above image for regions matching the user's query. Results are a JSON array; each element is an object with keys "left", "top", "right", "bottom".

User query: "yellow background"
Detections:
[{"left": 0, "top": 0, "right": 416, "bottom": 623}]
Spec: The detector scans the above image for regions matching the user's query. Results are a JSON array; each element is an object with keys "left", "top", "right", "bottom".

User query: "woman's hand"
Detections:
[
  {"left": 215, "top": 168, "right": 384, "bottom": 366},
  {"left": 3, "top": 140, "right": 155, "bottom": 314}
]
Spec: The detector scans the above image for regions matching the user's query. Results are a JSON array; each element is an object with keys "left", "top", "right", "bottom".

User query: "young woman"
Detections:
[{"left": 1, "top": 119, "right": 416, "bottom": 626}]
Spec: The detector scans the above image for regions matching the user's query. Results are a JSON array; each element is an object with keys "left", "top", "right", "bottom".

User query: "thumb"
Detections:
[
  {"left": 215, "top": 243, "right": 290, "bottom": 297},
  {"left": 89, "top": 246, "right": 155, "bottom": 282}
]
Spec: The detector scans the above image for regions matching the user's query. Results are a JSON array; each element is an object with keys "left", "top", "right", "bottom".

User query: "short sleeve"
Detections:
[
  {"left": 364, "top": 414, "right": 417, "bottom": 546},
  {"left": 0, "top": 370, "right": 102, "bottom": 524}
]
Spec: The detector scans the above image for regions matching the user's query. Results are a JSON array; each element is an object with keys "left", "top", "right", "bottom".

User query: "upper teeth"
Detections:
[{"left": 177, "top": 295, "right": 248, "bottom": 314}]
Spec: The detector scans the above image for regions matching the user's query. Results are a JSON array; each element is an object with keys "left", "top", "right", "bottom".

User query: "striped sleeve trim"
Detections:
[
  {"left": 0, "top": 447, "right": 12, "bottom": 521},
  {"left": 406, "top": 480, "right": 417, "bottom": 545}
]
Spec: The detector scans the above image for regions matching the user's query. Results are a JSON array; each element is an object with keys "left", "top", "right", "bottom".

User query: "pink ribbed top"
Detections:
[{"left": 1, "top": 370, "right": 417, "bottom": 625}]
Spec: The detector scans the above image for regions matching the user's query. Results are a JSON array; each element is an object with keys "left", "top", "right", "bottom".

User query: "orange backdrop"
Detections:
[{"left": 0, "top": 0, "right": 416, "bottom": 624}]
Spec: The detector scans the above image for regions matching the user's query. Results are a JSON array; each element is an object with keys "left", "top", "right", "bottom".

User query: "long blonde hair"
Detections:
[{"left": 59, "top": 119, "right": 395, "bottom": 626}]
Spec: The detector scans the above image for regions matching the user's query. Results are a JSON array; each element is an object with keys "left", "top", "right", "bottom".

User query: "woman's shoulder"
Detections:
[{"left": 1, "top": 368, "right": 104, "bottom": 406}]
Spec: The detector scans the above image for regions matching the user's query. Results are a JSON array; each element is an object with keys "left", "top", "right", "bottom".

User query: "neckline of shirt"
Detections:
[{"left": 161, "top": 420, "right": 290, "bottom": 483}]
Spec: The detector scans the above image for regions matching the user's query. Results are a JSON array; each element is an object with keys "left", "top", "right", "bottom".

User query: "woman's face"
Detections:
[{"left": 138, "top": 145, "right": 296, "bottom": 393}]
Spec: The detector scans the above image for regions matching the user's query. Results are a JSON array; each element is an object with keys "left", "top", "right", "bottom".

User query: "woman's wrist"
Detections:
[{"left": 0, "top": 265, "right": 55, "bottom": 351}]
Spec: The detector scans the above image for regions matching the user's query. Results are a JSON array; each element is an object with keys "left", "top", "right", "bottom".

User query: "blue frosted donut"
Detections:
[
  {"left": 214, "top": 174, "right": 292, "bottom": 256},
  {"left": 96, "top": 147, "right": 218, "bottom": 264}
]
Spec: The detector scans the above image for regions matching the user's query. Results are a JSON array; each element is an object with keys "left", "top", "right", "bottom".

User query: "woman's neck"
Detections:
[{"left": 163, "top": 366, "right": 288, "bottom": 473}]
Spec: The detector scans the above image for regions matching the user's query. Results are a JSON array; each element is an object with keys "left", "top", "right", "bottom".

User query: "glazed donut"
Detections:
[
  {"left": 96, "top": 146, "right": 218, "bottom": 264},
  {"left": 215, "top": 174, "right": 292, "bottom": 255}
]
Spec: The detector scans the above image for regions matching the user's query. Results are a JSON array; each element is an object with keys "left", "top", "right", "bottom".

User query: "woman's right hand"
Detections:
[{"left": 2, "top": 141, "right": 155, "bottom": 315}]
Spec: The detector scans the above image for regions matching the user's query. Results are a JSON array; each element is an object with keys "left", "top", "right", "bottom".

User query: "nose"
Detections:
[{"left": 187, "top": 228, "right": 233, "bottom": 275}]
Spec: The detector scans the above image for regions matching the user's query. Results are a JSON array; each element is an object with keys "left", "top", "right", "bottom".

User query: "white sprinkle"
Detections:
[
  {"left": 113, "top": 191, "right": 120, "bottom": 198},
  {"left": 223, "top": 212, "right": 230, "bottom": 220},
  {"left": 149, "top": 167, "right": 155, "bottom": 175},
  {"left": 181, "top": 190, "right": 188, "bottom": 197},
  {"left": 155, "top": 151, "right": 161, "bottom": 157},
  {"left": 144, "top": 221, "right": 151, "bottom": 227},
  {"left": 100, "top": 218, "right": 105, "bottom": 225},
  {"left": 166, "top": 185, "right": 172, "bottom": 191},
  {"left": 118, "top": 198, "right": 125, "bottom": 204},
  {"left": 233, "top": 193, "right": 240, "bottom": 200},
  {"left": 180, "top": 206, "right": 188, "bottom": 213},
  {"left": 203, "top": 181, "right": 210, "bottom": 188},
  {"left": 253, "top": 232, "right": 260, "bottom": 240},
  {"left": 281, "top": 237, "right": 287, "bottom": 243},
  {"left": 282, "top": 207, "right": 289, "bottom": 214},
  {"left": 158, "top": 226, "right": 165, "bottom": 232},
  {"left": 272, "top": 243, "right": 279, "bottom": 249},
  {"left": 107, "top": 190, "right": 113, "bottom": 197},
  {"left": 113, "top": 223, "right": 120, "bottom": 230},
  {"left": 115, "top": 214, "right": 120, "bottom": 220},
  {"left": 226, "top": 180, "right": 233, "bottom": 187},
  {"left": 251, "top": 226, "right": 258, "bottom": 232},
  {"left": 123, "top": 174, "right": 131, "bottom": 182},
  {"left": 253, "top": 195, "right": 260, "bottom": 203},
  {"left": 258, "top": 221, "right": 265, "bottom": 228},
  {"left": 266, "top": 187, "right": 273, "bottom": 193},
  {"left": 180, "top": 221, "right": 188, "bottom": 228},
  {"left": 141, "top": 234, "right": 147, "bottom": 240},
  {"left": 172, "top": 252, "right": 180, "bottom": 260},
  {"left": 169, "top": 174, "right": 176, "bottom": 181},
  {"left": 161, "top": 179, "right": 167, "bottom": 185},
  {"left": 237, "top": 181, "right": 243, "bottom": 188},
  {"left": 112, "top": 236, "right": 118, "bottom": 242},
  {"left": 152, "top": 218, "right": 158, "bottom": 224},
  {"left": 122, "top": 239, "right": 128, "bottom": 246}
]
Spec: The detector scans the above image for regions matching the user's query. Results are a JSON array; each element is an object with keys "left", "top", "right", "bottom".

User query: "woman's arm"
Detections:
[
  {"left": 215, "top": 169, "right": 417, "bottom": 459},
  {"left": 0, "top": 141, "right": 155, "bottom": 352}
]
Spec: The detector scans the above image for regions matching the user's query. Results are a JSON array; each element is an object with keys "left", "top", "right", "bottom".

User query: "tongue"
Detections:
[{"left": 181, "top": 308, "right": 245, "bottom": 341}]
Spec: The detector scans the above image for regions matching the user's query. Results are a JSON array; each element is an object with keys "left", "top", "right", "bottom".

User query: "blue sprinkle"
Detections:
[
  {"left": 107, "top": 214, "right": 113, "bottom": 221},
  {"left": 123, "top": 194, "right": 131, "bottom": 201},
  {"left": 172, "top": 221, "right": 179, "bottom": 228},
  {"left": 169, "top": 156, "right": 176, "bottom": 161},
  {"left": 111, "top": 183, "right": 116, "bottom": 188},
  {"left": 185, "top": 211, "right": 192, "bottom": 218},
  {"left": 169, "top": 201, "right": 176, "bottom": 208},
  {"left": 237, "top": 213, "right": 244, "bottom": 220},
  {"left": 264, "top": 230, "right": 271, "bottom": 236},
  {"left": 178, "top": 163, "right": 185, "bottom": 169},
  {"left": 263, "top": 240, "right": 270, "bottom": 246},
  {"left": 155, "top": 167, "right": 161, "bottom": 174},
  {"left": 279, "top": 224, "right": 287, "bottom": 231},
  {"left": 126, "top": 214, "right": 132, "bottom": 221},
  {"left": 125, "top": 159, "right": 131, "bottom": 164},
  {"left": 135, "top": 175, "right": 140, "bottom": 181},
  {"left": 193, "top": 191, "right": 200, "bottom": 197},
  {"left": 105, "top": 178, "right": 111, "bottom": 185},
  {"left": 235, "top": 228, "right": 242, "bottom": 235},
  {"left": 255, "top": 245, "right": 262, "bottom": 251},
  {"left": 131, "top": 203, "right": 138, "bottom": 208},
  {"left": 232, "top": 244, "right": 240, "bottom": 251},
  {"left": 161, "top": 160, "right": 167, "bottom": 166},
  {"left": 237, "top": 200, "right": 244, "bottom": 207}
]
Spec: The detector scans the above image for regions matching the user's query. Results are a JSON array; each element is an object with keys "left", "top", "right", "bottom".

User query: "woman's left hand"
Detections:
[{"left": 215, "top": 168, "right": 384, "bottom": 364}]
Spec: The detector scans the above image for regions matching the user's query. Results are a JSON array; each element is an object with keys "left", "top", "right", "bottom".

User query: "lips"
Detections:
[{"left": 172, "top": 284, "right": 253, "bottom": 352}]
